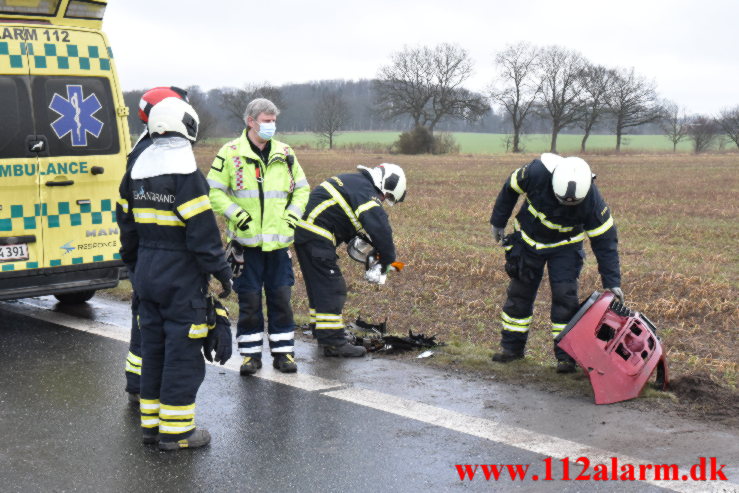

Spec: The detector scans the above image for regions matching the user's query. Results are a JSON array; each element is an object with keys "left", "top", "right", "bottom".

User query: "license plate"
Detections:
[{"left": 0, "top": 243, "right": 29, "bottom": 262}]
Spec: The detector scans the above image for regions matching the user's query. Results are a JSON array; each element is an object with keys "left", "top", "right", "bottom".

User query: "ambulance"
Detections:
[{"left": 0, "top": 0, "right": 130, "bottom": 303}]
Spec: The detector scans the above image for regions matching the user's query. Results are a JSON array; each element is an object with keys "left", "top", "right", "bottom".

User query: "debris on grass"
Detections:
[{"left": 347, "top": 316, "right": 444, "bottom": 354}]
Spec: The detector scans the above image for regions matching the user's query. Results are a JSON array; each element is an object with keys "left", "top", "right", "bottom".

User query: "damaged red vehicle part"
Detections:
[{"left": 555, "top": 291, "right": 669, "bottom": 405}]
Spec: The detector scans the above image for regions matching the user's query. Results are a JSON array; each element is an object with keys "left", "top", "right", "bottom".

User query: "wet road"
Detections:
[{"left": 0, "top": 298, "right": 737, "bottom": 492}]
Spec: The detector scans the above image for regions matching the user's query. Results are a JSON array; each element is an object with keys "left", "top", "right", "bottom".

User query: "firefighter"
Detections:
[
  {"left": 207, "top": 98, "right": 309, "bottom": 375},
  {"left": 490, "top": 153, "right": 622, "bottom": 373},
  {"left": 294, "top": 164, "right": 406, "bottom": 357},
  {"left": 117, "top": 97, "right": 232, "bottom": 450},
  {"left": 124, "top": 86, "right": 190, "bottom": 403}
]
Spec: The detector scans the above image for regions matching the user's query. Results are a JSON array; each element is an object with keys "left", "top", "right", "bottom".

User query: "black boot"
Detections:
[
  {"left": 323, "top": 342, "right": 367, "bottom": 358},
  {"left": 159, "top": 428, "right": 211, "bottom": 451},
  {"left": 491, "top": 349, "right": 524, "bottom": 363},
  {"left": 239, "top": 356, "right": 262, "bottom": 376},
  {"left": 273, "top": 353, "right": 298, "bottom": 373},
  {"left": 556, "top": 359, "right": 577, "bottom": 374}
]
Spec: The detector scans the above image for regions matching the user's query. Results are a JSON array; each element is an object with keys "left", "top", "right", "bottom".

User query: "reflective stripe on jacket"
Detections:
[{"left": 206, "top": 131, "right": 309, "bottom": 251}]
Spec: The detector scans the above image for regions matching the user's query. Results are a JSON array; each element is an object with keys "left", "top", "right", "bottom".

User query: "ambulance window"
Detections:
[
  {"left": 0, "top": 76, "right": 34, "bottom": 159},
  {"left": 0, "top": 0, "right": 62, "bottom": 16},
  {"left": 33, "top": 75, "right": 120, "bottom": 156}
]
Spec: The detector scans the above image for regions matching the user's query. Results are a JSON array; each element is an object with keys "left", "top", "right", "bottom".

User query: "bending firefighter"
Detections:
[
  {"left": 295, "top": 164, "right": 406, "bottom": 357},
  {"left": 124, "top": 86, "right": 191, "bottom": 402},
  {"left": 207, "top": 98, "right": 309, "bottom": 375},
  {"left": 117, "top": 96, "right": 233, "bottom": 450},
  {"left": 490, "top": 153, "right": 622, "bottom": 373}
]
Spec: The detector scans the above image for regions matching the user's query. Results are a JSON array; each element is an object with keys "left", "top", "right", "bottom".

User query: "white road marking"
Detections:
[{"left": 4, "top": 300, "right": 736, "bottom": 493}]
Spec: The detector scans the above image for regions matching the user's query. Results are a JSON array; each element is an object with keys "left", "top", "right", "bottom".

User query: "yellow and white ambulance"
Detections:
[{"left": 0, "top": 0, "right": 130, "bottom": 303}]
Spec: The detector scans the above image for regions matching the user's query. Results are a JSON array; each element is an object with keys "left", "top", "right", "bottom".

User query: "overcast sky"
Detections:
[{"left": 105, "top": 0, "right": 737, "bottom": 115}]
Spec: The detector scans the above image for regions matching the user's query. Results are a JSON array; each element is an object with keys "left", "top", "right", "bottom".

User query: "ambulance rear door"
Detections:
[
  {"left": 28, "top": 26, "right": 127, "bottom": 269},
  {"left": 0, "top": 23, "right": 44, "bottom": 273}
]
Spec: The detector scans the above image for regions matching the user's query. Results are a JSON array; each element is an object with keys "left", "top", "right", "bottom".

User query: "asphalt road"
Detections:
[{"left": 0, "top": 297, "right": 736, "bottom": 493}]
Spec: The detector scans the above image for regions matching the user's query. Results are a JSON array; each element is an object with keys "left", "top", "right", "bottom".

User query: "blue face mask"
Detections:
[{"left": 257, "top": 121, "right": 276, "bottom": 140}]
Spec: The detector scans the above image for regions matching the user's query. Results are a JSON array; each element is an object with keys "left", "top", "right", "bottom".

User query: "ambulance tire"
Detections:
[{"left": 54, "top": 290, "right": 96, "bottom": 304}]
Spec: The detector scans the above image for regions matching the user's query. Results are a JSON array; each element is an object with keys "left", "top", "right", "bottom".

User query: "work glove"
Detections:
[
  {"left": 232, "top": 208, "right": 252, "bottom": 232},
  {"left": 284, "top": 209, "right": 300, "bottom": 230},
  {"left": 213, "top": 267, "right": 233, "bottom": 299},
  {"left": 225, "top": 240, "right": 245, "bottom": 277},
  {"left": 492, "top": 225, "right": 506, "bottom": 244},
  {"left": 203, "top": 298, "right": 233, "bottom": 365},
  {"left": 365, "top": 261, "right": 387, "bottom": 285},
  {"left": 605, "top": 287, "right": 624, "bottom": 303}
]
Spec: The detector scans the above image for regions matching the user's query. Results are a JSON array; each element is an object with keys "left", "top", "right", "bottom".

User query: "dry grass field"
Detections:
[{"left": 166, "top": 146, "right": 737, "bottom": 414}]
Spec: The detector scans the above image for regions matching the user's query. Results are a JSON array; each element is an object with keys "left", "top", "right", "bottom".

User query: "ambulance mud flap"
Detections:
[{"left": 555, "top": 291, "right": 670, "bottom": 405}]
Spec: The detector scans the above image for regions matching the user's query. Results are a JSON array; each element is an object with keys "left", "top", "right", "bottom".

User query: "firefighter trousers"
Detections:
[
  {"left": 124, "top": 292, "right": 142, "bottom": 394},
  {"left": 500, "top": 237, "right": 584, "bottom": 361},
  {"left": 132, "top": 249, "right": 209, "bottom": 442},
  {"left": 233, "top": 247, "right": 295, "bottom": 357},
  {"left": 294, "top": 238, "right": 347, "bottom": 346}
]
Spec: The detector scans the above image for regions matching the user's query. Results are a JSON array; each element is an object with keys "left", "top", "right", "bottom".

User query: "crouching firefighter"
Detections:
[
  {"left": 117, "top": 96, "right": 233, "bottom": 450},
  {"left": 294, "top": 164, "right": 407, "bottom": 357},
  {"left": 489, "top": 153, "right": 622, "bottom": 373}
]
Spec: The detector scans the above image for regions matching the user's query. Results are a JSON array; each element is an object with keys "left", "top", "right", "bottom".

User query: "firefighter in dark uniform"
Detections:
[
  {"left": 490, "top": 153, "right": 622, "bottom": 373},
  {"left": 294, "top": 164, "right": 407, "bottom": 357},
  {"left": 124, "top": 87, "right": 190, "bottom": 403},
  {"left": 117, "top": 97, "right": 232, "bottom": 450}
]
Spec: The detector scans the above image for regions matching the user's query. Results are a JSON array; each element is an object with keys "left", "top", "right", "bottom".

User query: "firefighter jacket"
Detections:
[
  {"left": 206, "top": 131, "right": 309, "bottom": 251},
  {"left": 295, "top": 170, "right": 396, "bottom": 268},
  {"left": 116, "top": 136, "right": 230, "bottom": 281},
  {"left": 490, "top": 158, "right": 620, "bottom": 288}
]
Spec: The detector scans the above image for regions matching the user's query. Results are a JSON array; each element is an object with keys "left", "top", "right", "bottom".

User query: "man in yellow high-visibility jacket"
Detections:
[{"left": 207, "top": 98, "right": 309, "bottom": 374}]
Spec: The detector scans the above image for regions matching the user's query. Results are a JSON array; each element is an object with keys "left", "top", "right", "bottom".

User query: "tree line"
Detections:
[{"left": 123, "top": 42, "right": 739, "bottom": 154}]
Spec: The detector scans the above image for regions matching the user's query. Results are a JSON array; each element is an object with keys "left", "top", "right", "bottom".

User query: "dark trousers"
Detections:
[
  {"left": 500, "top": 238, "right": 584, "bottom": 361},
  {"left": 294, "top": 238, "right": 347, "bottom": 346},
  {"left": 132, "top": 249, "right": 208, "bottom": 441},
  {"left": 124, "top": 292, "right": 142, "bottom": 394},
  {"left": 233, "top": 247, "right": 295, "bottom": 357}
]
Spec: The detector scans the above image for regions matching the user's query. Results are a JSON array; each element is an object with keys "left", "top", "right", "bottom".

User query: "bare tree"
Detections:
[
  {"left": 374, "top": 43, "right": 487, "bottom": 138},
  {"left": 717, "top": 105, "right": 739, "bottom": 150},
  {"left": 218, "top": 83, "right": 286, "bottom": 125},
  {"left": 604, "top": 68, "right": 661, "bottom": 152},
  {"left": 311, "top": 89, "right": 349, "bottom": 149},
  {"left": 659, "top": 100, "right": 689, "bottom": 152},
  {"left": 686, "top": 115, "right": 718, "bottom": 153},
  {"left": 186, "top": 86, "right": 217, "bottom": 140},
  {"left": 538, "top": 46, "right": 586, "bottom": 153},
  {"left": 489, "top": 42, "right": 541, "bottom": 153},
  {"left": 578, "top": 64, "right": 614, "bottom": 152}
]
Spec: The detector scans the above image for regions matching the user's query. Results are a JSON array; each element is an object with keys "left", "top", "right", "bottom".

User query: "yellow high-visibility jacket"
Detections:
[{"left": 207, "top": 132, "right": 309, "bottom": 251}]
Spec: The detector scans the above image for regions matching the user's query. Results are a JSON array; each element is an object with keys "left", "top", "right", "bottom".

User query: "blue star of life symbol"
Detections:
[{"left": 49, "top": 85, "right": 104, "bottom": 147}]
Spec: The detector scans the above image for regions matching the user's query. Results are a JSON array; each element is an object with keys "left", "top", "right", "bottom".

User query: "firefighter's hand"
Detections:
[
  {"left": 606, "top": 287, "right": 624, "bottom": 303},
  {"left": 212, "top": 323, "right": 233, "bottom": 365},
  {"left": 284, "top": 210, "right": 300, "bottom": 230},
  {"left": 214, "top": 268, "right": 233, "bottom": 299},
  {"left": 233, "top": 209, "right": 252, "bottom": 232},
  {"left": 365, "top": 262, "right": 387, "bottom": 285},
  {"left": 225, "top": 241, "right": 245, "bottom": 277},
  {"left": 492, "top": 225, "right": 506, "bottom": 244}
]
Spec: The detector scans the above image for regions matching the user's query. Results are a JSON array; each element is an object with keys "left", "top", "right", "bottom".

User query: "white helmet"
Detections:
[
  {"left": 357, "top": 163, "right": 407, "bottom": 205},
  {"left": 547, "top": 154, "right": 592, "bottom": 205},
  {"left": 147, "top": 97, "right": 199, "bottom": 142}
]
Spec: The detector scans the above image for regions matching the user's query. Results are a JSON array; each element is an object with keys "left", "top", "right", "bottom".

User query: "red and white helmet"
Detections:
[
  {"left": 138, "top": 86, "right": 189, "bottom": 123},
  {"left": 147, "top": 97, "right": 199, "bottom": 142}
]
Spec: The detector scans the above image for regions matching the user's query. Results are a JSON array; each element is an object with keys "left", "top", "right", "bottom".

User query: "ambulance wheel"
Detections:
[{"left": 54, "top": 290, "right": 96, "bottom": 304}]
